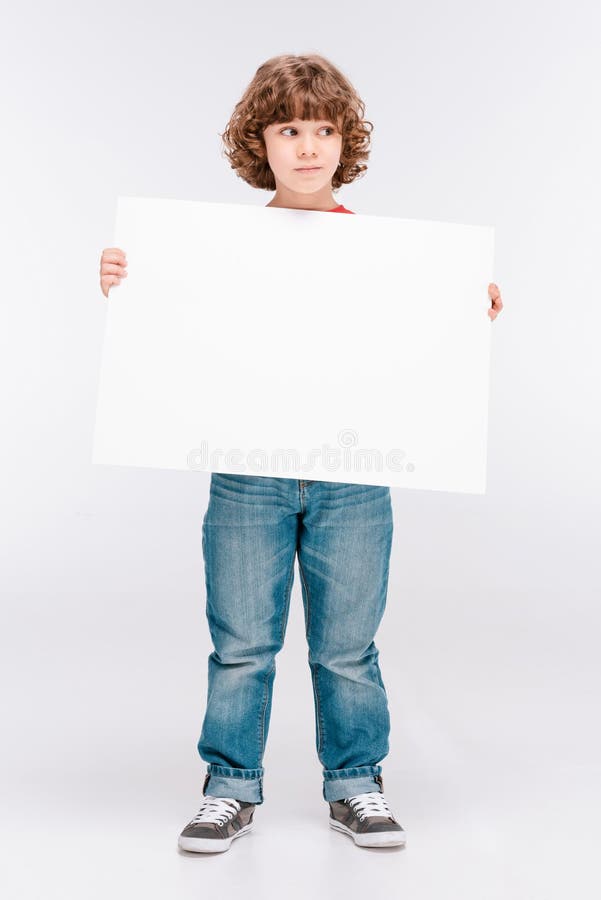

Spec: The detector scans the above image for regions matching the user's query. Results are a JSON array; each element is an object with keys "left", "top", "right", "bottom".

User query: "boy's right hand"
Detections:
[{"left": 99, "top": 247, "right": 128, "bottom": 298}]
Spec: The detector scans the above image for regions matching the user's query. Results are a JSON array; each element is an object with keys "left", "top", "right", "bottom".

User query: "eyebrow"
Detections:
[{"left": 279, "top": 120, "right": 335, "bottom": 127}]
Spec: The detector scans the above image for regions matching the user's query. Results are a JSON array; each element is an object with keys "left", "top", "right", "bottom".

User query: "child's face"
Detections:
[{"left": 262, "top": 118, "right": 343, "bottom": 195}]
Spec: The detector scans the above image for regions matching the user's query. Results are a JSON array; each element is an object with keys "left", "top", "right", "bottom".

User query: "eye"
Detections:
[{"left": 280, "top": 126, "right": 336, "bottom": 136}]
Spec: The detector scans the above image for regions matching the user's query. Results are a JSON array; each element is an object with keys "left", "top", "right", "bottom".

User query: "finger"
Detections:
[
  {"left": 100, "top": 262, "right": 128, "bottom": 276},
  {"left": 101, "top": 249, "right": 128, "bottom": 265},
  {"left": 101, "top": 259, "right": 128, "bottom": 272},
  {"left": 101, "top": 274, "right": 123, "bottom": 293}
]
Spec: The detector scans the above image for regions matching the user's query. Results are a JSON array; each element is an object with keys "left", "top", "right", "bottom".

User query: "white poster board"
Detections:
[{"left": 93, "top": 197, "right": 494, "bottom": 493}]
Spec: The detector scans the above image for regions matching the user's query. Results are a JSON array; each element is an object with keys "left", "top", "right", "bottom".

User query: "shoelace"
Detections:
[
  {"left": 190, "top": 795, "right": 241, "bottom": 825},
  {"left": 346, "top": 791, "right": 394, "bottom": 821}
]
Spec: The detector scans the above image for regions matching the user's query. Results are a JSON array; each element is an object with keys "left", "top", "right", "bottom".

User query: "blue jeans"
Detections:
[{"left": 197, "top": 473, "right": 393, "bottom": 804}]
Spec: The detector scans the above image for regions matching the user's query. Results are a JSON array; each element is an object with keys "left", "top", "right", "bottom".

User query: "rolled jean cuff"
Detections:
[
  {"left": 203, "top": 765, "right": 265, "bottom": 804},
  {"left": 322, "top": 765, "right": 383, "bottom": 802}
]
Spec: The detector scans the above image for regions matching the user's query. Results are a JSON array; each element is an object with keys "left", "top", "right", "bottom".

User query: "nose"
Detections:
[{"left": 298, "top": 135, "right": 318, "bottom": 158}]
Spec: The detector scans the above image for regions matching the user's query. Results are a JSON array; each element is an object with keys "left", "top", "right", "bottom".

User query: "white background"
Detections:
[{"left": 1, "top": 1, "right": 600, "bottom": 897}]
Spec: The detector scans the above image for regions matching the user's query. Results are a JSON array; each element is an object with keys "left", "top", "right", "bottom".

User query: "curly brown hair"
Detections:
[{"left": 220, "top": 53, "right": 373, "bottom": 192}]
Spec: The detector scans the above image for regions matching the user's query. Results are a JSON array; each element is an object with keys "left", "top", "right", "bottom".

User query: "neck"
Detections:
[{"left": 265, "top": 183, "right": 339, "bottom": 212}]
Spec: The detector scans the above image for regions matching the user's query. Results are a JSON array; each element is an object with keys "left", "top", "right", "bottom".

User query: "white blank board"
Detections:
[{"left": 93, "top": 197, "right": 494, "bottom": 493}]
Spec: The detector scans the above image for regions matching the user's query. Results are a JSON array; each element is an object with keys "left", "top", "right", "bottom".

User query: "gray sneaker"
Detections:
[
  {"left": 329, "top": 788, "right": 407, "bottom": 848},
  {"left": 178, "top": 795, "right": 256, "bottom": 853}
]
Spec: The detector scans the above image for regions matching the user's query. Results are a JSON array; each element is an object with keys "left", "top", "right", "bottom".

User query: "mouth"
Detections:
[{"left": 295, "top": 166, "right": 322, "bottom": 173}]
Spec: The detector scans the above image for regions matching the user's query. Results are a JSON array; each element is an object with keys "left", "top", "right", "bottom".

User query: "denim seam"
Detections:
[
  {"left": 297, "top": 552, "right": 311, "bottom": 637},
  {"left": 258, "top": 661, "right": 273, "bottom": 762},
  {"left": 313, "top": 664, "right": 323, "bottom": 755},
  {"left": 377, "top": 524, "right": 393, "bottom": 700},
  {"left": 323, "top": 766, "right": 382, "bottom": 780},
  {"left": 207, "top": 765, "right": 264, "bottom": 779},
  {"left": 257, "top": 547, "right": 296, "bottom": 760},
  {"left": 280, "top": 549, "right": 296, "bottom": 645},
  {"left": 298, "top": 554, "right": 325, "bottom": 757}
]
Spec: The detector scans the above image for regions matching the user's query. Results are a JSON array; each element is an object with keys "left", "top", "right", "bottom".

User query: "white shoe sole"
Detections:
[
  {"left": 178, "top": 822, "right": 254, "bottom": 853},
  {"left": 329, "top": 818, "right": 407, "bottom": 847}
]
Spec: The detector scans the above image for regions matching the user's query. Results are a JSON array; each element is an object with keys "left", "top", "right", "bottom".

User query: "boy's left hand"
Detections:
[{"left": 488, "top": 283, "right": 503, "bottom": 321}]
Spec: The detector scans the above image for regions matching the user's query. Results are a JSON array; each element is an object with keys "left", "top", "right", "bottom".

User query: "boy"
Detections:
[{"left": 99, "top": 53, "right": 504, "bottom": 853}]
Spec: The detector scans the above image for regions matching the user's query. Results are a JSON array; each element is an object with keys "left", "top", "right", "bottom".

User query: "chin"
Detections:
[{"left": 289, "top": 178, "right": 331, "bottom": 193}]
